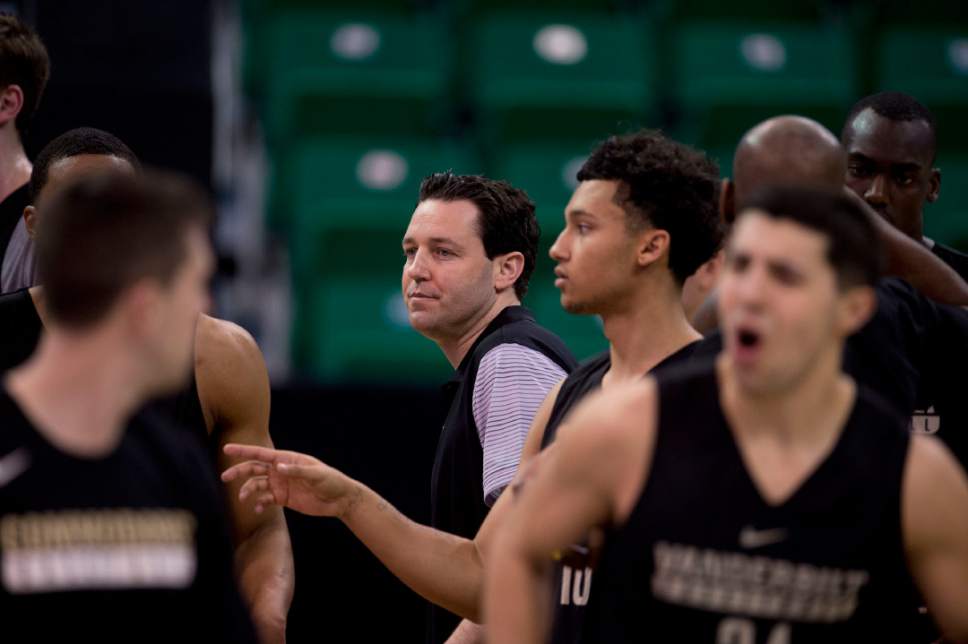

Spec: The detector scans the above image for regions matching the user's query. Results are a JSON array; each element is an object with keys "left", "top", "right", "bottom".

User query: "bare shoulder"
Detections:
[
  {"left": 196, "top": 314, "right": 264, "bottom": 374},
  {"left": 195, "top": 314, "right": 270, "bottom": 430},
  {"left": 906, "top": 434, "right": 968, "bottom": 494},
  {"left": 903, "top": 434, "right": 968, "bottom": 548},
  {"left": 554, "top": 378, "right": 660, "bottom": 523},
  {"left": 557, "top": 377, "right": 658, "bottom": 446}
]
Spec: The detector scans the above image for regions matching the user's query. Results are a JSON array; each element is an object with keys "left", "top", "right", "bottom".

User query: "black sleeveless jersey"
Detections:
[
  {"left": 0, "top": 288, "right": 211, "bottom": 450},
  {"left": 541, "top": 340, "right": 700, "bottom": 644},
  {"left": 582, "top": 364, "right": 922, "bottom": 643},
  {"left": 0, "top": 289, "right": 42, "bottom": 372}
]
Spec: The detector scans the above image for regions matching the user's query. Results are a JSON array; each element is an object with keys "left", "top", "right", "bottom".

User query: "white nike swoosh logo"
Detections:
[
  {"left": 738, "top": 526, "right": 787, "bottom": 549},
  {"left": 0, "top": 448, "right": 30, "bottom": 488}
]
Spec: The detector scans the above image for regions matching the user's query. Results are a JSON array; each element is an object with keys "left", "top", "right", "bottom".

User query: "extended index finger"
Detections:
[{"left": 223, "top": 443, "right": 283, "bottom": 463}]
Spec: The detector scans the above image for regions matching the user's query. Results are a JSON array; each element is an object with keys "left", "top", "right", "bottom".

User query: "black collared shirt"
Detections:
[
  {"left": 429, "top": 305, "right": 576, "bottom": 643},
  {"left": 0, "top": 183, "right": 29, "bottom": 271}
]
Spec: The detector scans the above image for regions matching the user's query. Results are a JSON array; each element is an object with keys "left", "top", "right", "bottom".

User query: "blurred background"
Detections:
[{"left": 11, "top": 0, "right": 968, "bottom": 641}]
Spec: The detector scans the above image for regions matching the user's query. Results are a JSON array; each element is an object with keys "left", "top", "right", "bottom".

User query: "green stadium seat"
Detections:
[
  {"left": 672, "top": 22, "right": 856, "bottom": 149},
  {"left": 490, "top": 141, "right": 598, "bottom": 230},
  {"left": 524, "top": 280, "right": 609, "bottom": 362},
  {"left": 925, "top": 155, "right": 968, "bottom": 251},
  {"left": 252, "top": 10, "right": 452, "bottom": 143},
  {"left": 877, "top": 28, "right": 968, "bottom": 150},
  {"left": 282, "top": 137, "right": 478, "bottom": 275},
  {"left": 294, "top": 269, "right": 453, "bottom": 384},
  {"left": 469, "top": 11, "right": 654, "bottom": 147}
]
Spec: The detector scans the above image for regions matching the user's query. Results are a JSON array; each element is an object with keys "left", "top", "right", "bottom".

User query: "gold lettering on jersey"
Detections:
[
  {"left": 652, "top": 542, "right": 869, "bottom": 623},
  {"left": 1, "top": 509, "right": 197, "bottom": 593}
]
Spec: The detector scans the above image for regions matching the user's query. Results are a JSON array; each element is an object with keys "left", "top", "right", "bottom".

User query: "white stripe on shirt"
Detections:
[{"left": 472, "top": 343, "right": 567, "bottom": 506}]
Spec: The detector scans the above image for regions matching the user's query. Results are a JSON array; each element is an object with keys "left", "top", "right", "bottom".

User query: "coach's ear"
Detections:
[
  {"left": 24, "top": 205, "right": 37, "bottom": 238},
  {"left": 493, "top": 250, "right": 525, "bottom": 294},
  {"left": 0, "top": 84, "right": 24, "bottom": 129}
]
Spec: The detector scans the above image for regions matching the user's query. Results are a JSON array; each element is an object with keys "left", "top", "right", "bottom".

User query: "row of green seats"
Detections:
[
  {"left": 284, "top": 136, "right": 968, "bottom": 382},
  {"left": 243, "top": 7, "right": 968, "bottom": 153}
]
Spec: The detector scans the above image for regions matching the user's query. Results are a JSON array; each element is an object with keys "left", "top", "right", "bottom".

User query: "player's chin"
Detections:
[{"left": 560, "top": 294, "right": 594, "bottom": 315}]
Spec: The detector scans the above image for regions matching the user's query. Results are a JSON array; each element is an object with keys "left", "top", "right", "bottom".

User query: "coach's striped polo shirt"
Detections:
[{"left": 428, "top": 304, "right": 575, "bottom": 643}]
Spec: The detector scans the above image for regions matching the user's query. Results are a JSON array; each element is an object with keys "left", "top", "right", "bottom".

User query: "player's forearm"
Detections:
[
  {"left": 235, "top": 512, "right": 295, "bottom": 644},
  {"left": 484, "top": 541, "right": 550, "bottom": 644},
  {"left": 877, "top": 212, "right": 968, "bottom": 305},
  {"left": 341, "top": 482, "right": 485, "bottom": 620}
]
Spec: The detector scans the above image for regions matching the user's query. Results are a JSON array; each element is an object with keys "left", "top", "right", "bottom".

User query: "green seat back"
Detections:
[
  {"left": 470, "top": 11, "right": 654, "bottom": 145},
  {"left": 674, "top": 22, "right": 855, "bottom": 148}
]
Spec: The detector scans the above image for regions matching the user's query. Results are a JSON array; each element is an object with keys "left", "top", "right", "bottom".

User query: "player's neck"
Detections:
[
  {"left": 439, "top": 291, "right": 521, "bottom": 368},
  {"left": 602, "top": 280, "right": 701, "bottom": 384},
  {"left": 4, "top": 328, "right": 148, "bottom": 458},
  {"left": 0, "top": 127, "right": 31, "bottom": 202},
  {"left": 719, "top": 346, "right": 854, "bottom": 444}
]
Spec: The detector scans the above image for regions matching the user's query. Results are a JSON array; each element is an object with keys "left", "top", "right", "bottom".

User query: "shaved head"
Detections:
[{"left": 728, "top": 116, "right": 846, "bottom": 221}]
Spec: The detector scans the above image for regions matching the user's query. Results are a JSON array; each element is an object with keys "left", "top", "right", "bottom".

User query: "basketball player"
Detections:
[
  {"left": 485, "top": 187, "right": 968, "bottom": 643},
  {"left": 0, "top": 170, "right": 258, "bottom": 642},
  {"left": 0, "top": 13, "right": 48, "bottom": 293},
  {"left": 221, "top": 130, "right": 723, "bottom": 643},
  {"left": 695, "top": 116, "right": 968, "bottom": 472},
  {"left": 0, "top": 128, "right": 294, "bottom": 644},
  {"left": 842, "top": 91, "right": 968, "bottom": 280}
]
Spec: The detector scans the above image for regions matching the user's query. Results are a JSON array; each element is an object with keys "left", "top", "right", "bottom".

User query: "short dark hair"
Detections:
[
  {"left": 739, "top": 186, "right": 884, "bottom": 288},
  {"left": 0, "top": 14, "right": 49, "bottom": 140},
  {"left": 418, "top": 172, "right": 539, "bottom": 299},
  {"left": 37, "top": 169, "right": 212, "bottom": 328},
  {"left": 577, "top": 130, "right": 723, "bottom": 284},
  {"left": 842, "top": 91, "right": 937, "bottom": 157},
  {"left": 30, "top": 127, "right": 141, "bottom": 202}
]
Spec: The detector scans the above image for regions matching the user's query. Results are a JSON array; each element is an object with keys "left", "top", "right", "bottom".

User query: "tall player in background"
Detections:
[
  {"left": 486, "top": 187, "right": 968, "bottom": 643},
  {"left": 0, "top": 127, "right": 294, "bottom": 644},
  {"left": 842, "top": 91, "right": 968, "bottom": 280},
  {"left": 0, "top": 13, "right": 48, "bottom": 293}
]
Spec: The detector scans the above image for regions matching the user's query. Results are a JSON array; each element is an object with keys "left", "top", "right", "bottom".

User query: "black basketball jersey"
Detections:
[
  {"left": 0, "top": 288, "right": 42, "bottom": 372},
  {"left": 0, "top": 389, "right": 257, "bottom": 643},
  {"left": 931, "top": 241, "right": 968, "bottom": 283},
  {"left": 542, "top": 340, "right": 700, "bottom": 644},
  {"left": 0, "top": 288, "right": 211, "bottom": 450},
  {"left": 582, "top": 364, "right": 923, "bottom": 643}
]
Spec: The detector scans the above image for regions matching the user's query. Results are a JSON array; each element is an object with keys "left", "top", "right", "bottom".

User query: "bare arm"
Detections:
[
  {"left": 845, "top": 188, "right": 968, "bottom": 306},
  {"left": 224, "top": 380, "right": 564, "bottom": 622},
  {"left": 484, "top": 382, "right": 657, "bottom": 644},
  {"left": 197, "top": 316, "right": 294, "bottom": 644},
  {"left": 903, "top": 434, "right": 968, "bottom": 642}
]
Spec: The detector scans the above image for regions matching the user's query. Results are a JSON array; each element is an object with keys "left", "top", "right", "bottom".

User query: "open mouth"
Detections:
[{"left": 738, "top": 329, "right": 760, "bottom": 349}]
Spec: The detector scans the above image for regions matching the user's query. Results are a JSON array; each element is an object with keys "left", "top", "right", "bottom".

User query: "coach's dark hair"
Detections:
[
  {"left": 577, "top": 130, "right": 723, "bottom": 285},
  {"left": 36, "top": 169, "right": 212, "bottom": 328},
  {"left": 739, "top": 187, "right": 884, "bottom": 288},
  {"left": 30, "top": 127, "right": 141, "bottom": 202},
  {"left": 842, "top": 91, "right": 937, "bottom": 159},
  {"left": 419, "top": 172, "right": 539, "bottom": 298},
  {"left": 0, "top": 14, "right": 49, "bottom": 139}
]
